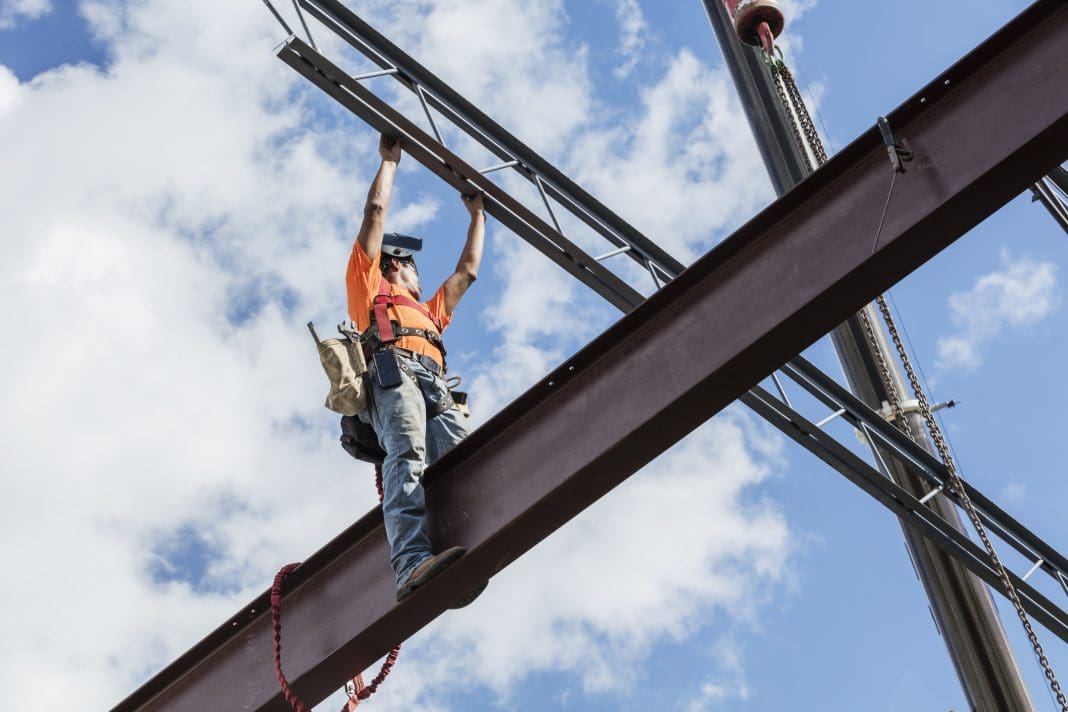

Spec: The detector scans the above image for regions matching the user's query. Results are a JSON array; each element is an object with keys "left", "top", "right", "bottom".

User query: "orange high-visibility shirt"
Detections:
[{"left": 346, "top": 241, "right": 451, "bottom": 369}]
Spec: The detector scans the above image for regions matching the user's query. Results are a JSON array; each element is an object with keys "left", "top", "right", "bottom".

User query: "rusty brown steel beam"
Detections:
[{"left": 113, "top": 2, "right": 1068, "bottom": 710}]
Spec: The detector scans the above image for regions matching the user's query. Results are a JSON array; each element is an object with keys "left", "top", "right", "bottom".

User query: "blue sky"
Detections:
[{"left": 0, "top": 1, "right": 1064, "bottom": 710}]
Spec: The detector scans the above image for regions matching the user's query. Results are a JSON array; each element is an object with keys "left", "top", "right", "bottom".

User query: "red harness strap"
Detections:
[{"left": 372, "top": 279, "right": 443, "bottom": 344}]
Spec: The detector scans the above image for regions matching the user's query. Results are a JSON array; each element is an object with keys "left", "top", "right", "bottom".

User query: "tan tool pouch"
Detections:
[{"left": 311, "top": 321, "right": 368, "bottom": 416}]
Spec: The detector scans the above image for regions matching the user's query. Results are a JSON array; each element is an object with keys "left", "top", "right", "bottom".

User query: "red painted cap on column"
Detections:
[{"left": 722, "top": 0, "right": 785, "bottom": 46}]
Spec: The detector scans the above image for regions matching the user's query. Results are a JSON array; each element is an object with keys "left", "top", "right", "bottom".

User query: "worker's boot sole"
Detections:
[
  {"left": 396, "top": 546, "right": 466, "bottom": 602},
  {"left": 449, "top": 579, "right": 488, "bottom": 609}
]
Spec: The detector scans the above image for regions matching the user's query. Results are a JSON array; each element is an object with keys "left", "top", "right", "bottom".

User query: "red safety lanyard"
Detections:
[{"left": 272, "top": 465, "right": 401, "bottom": 711}]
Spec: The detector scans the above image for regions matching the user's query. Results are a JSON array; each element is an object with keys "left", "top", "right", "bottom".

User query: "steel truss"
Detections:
[
  {"left": 114, "top": 1, "right": 1068, "bottom": 710},
  {"left": 782, "top": 357, "right": 1068, "bottom": 596}
]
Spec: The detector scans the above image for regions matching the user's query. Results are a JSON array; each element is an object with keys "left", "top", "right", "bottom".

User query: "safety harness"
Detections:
[{"left": 368, "top": 279, "right": 447, "bottom": 372}]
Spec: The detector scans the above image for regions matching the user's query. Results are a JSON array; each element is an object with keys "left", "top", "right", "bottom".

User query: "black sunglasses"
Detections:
[{"left": 385, "top": 254, "right": 418, "bottom": 274}]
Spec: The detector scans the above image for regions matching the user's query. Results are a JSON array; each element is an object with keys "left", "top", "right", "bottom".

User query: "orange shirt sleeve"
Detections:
[
  {"left": 424, "top": 285, "right": 453, "bottom": 332},
  {"left": 346, "top": 241, "right": 381, "bottom": 332}
]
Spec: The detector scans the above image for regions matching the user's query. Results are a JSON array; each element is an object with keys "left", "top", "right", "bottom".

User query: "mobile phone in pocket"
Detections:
[{"left": 373, "top": 349, "right": 404, "bottom": 388}]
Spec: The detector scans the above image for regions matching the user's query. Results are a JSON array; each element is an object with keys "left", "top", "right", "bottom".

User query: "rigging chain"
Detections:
[{"left": 768, "top": 54, "right": 1067, "bottom": 711}]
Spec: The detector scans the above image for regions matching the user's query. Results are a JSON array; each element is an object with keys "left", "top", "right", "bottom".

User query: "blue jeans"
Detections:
[{"left": 360, "top": 353, "right": 470, "bottom": 587}]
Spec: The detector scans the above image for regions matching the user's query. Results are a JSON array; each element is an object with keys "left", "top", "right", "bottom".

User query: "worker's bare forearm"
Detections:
[
  {"left": 443, "top": 193, "right": 485, "bottom": 314},
  {"left": 455, "top": 209, "right": 485, "bottom": 280},
  {"left": 356, "top": 137, "right": 403, "bottom": 260},
  {"left": 356, "top": 160, "right": 397, "bottom": 259}
]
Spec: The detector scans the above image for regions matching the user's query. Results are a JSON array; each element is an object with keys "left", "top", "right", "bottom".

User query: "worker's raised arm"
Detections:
[
  {"left": 356, "top": 135, "right": 402, "bottom": 261},
  {"left": 443, "top": 192, "right": 485, "bottom": 315}
]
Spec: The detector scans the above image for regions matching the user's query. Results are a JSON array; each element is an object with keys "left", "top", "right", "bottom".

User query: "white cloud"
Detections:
[
  {"left": 358, "top": 0, "right": 592, "bottom": 157},
  {"left": 780, "top": 0, "right": 818, "bottom": 22},
  {"left": 613, "top": 0, "right": 647, "bottom": 78},
  {"left": 0, "top": 2, "right": 390, "bottom": 706},
  {"left": 79, "top": 0, "right": 124, "bottom": 40},
  {"left": 465, "top": 226, "right": 608, "bottom": 418},
  {"left": 936, "top": 250, "right": 1059, "bottom": 372},
  {"left": 572, "top": 48, "right": 772, "bottom": 264},
  {"left": 0, "top": 0, "right": 796, "bottom": 709},
  {"left": 0, "top": 0, "right": 50, "bottom": 28},
  {"left": 999, "top": 481, "right": 1027, "bottom": 505},
  {"left": 0, "top": 63, "right": 19, "bottom": 115},
  {"left": 466, "top": 42, "right": 773, "bottom": 412},
  {"left": 683, "top": 638, "right": 753, "bottom": 711}
]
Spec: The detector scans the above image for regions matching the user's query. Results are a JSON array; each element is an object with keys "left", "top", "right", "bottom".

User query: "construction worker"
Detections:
[{"left": 348, "top": 134, "right": 486, "bottom": 606}]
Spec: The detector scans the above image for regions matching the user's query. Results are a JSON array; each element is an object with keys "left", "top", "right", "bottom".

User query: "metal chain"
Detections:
[
  {"left": 873, "top": 297, "right": 1066, "bottom": 710},
  {"left": 774, "top": 60, "right": 828, "bottom": 165},
  {"left": 770, "top": 60, "right": 810, "bottom": 167},
  {"left": 769, "top": 52, "right": 1067, "bottom": 711}
]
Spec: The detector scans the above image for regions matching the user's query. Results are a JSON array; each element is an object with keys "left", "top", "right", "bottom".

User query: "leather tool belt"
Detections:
[{"left": 391, "top": 346, "right": 443, "bottom": 378}]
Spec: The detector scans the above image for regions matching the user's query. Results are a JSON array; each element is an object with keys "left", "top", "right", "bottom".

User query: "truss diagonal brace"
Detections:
[{"left": 114, "top": 3, "right": 1068, "bottom": 710}]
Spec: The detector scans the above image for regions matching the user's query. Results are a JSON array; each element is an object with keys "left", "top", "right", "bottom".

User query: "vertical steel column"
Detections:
[
  {"left": 1050, "top": 166, "right": 1068, "bottom": 195},
  {"left": 702, "top": 2, "right": 1034, "bottom": 710},
  {"left": 1031, "top": 172, "right": 1068, "bottom": 235}
]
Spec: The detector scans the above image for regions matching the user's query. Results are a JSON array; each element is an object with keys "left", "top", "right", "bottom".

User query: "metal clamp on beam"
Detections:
[
  {"left": 877, "top": 116, "right": 914, "bottom": 173},
  {"left": 876, "top": 398, "right": 957, "bottom": 423}
]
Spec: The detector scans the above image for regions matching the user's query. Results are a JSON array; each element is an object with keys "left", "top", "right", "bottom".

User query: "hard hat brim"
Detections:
[{"left": 382, "top": 232, "right": 422, "bottom": 259}]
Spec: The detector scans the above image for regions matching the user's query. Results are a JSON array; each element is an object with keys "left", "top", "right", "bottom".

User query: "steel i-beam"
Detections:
[{"left": 112, "top": 3, "right": 1068, "bottom": 709}]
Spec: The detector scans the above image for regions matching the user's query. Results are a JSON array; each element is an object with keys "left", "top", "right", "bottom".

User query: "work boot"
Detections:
[{"left": 396, "top": 546, "right": 466, "bottom": 602}]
